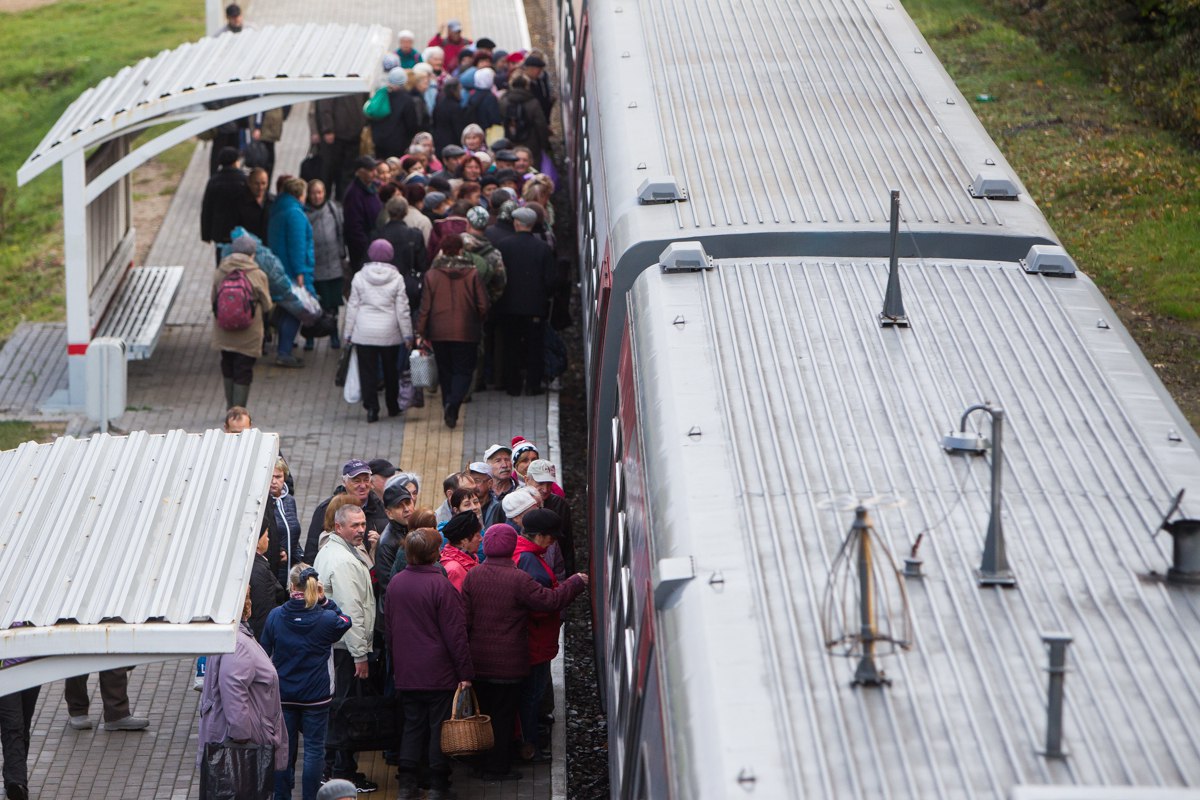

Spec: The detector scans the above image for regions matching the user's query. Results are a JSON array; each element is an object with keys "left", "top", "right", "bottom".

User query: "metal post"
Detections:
[
  {"left": 977, "top": 406, "right": 1016, "bottom": 586},
  {"left": 853, "top": 507, "right": 887, "bottom": 686},
  {"left": 1040, "top": 632, "right": 1072, "bottom": 758},
  {"left": 879, "top": 190, "right": 909, "bottom": 327},
  {"left": 61, "top": 150, "right": 90, "bottom": 411},
  {"left": 205, "top": 0, "right": 224, "bottom": 36}
]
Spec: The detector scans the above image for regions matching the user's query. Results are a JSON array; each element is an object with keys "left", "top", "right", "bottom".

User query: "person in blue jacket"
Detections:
[
  {"left": 261, "top": 564, "right": 352, "bottom": 800},
  {"left": 267, "top": 176, "right": 315, "bottom": 368}
]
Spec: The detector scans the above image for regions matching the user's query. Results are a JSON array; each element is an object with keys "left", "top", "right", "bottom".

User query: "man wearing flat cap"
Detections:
[{"left": 494, "top": 206, "right": 557, "bottom": 396}]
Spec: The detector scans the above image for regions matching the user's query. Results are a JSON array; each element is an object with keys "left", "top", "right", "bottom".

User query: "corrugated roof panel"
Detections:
[
  {"left": 0, "top": 429, "right": 276, "bottom": 635},
  {"left": 18, "top": 23, "right": 392, "bottom": 184},
  {"left": 629, "top": 259, "right": 1200, "bottom": 796}
]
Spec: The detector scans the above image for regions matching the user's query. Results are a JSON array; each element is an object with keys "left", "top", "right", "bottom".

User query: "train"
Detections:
[{"left": 550, "top": 0, "right": 1200, "bottom": 797}]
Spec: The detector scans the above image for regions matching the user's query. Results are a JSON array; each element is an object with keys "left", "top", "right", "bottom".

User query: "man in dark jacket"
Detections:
[
  {"left": 498, "top": 72, "right": 550, "bottom": 166},
  {"left": 376, "top": 483, "right": 415, "bottom": 586},
  {"left": 341, "top": 156, "right": 384, "bottom": 278},
  {"left": 370, "top": 69, "right": 420, "bottom": 159},
  {"left": 314, "top": 92, "right": 368, "bottom": 200},
  {"left": 493, "top": 207, "right": 557, "bottom": 395},
  {"left": 303, "top": 459, "right": 390, "bottom": 564},
  {"left": 200, "top": 147, "right": 247, "bottom": 263},
  {"left": 522, "top": 53, "right": 555, "bottom": 122},
  {"left": 378, "top": 195, "right": 428, "bottom": 312},
  {"left": 249, "top": 524, "right": 286, "bottom": 641}
]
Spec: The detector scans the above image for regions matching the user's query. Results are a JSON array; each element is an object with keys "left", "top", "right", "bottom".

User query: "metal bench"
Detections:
[{"left": 93, "top": 266, "right": 184, "bottom": 360}]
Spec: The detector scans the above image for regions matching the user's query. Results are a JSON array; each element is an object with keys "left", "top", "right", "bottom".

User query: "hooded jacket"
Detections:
[
  {"left": 210, "top": 252, "right": 273, "bottom": 358},
  {"left": 439, "top": 544, "right": 479, "bottom": 592},
  {"left": 267, "top": 192, "right": 315, "bottom": 288},
  {"left": 462, "top": 558, "right": 584, "bottom": 679},
  {"left": 498, "top": 87, "right": 550, "bottom": 164},
  {"left": 463, "top": 232, "right": 507, "bottom": 303},
  {"left": 305, "top": 200, "right": 345, "bottom": 282},
  {"left": 272, "top": 484, "right": 302, "bottom": 568},
  {"left": 512, "top": 536, "right": 566, "bottom": 664},
  {"left": 311, "top": 533, "right": 376, "bottom": 662},
  {"left": 261, "top": 597, "right": 352, "bottom": 706},
  {"left": 344, "top": 262, "right": 414, "bottom": 346},
  {"left": 417, "top": 254, "right": 489, "bottom": 343}
]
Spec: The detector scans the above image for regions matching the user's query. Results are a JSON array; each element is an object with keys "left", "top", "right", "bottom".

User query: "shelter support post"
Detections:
[
  {"left": 206, "top": 0, "right": 224, "bottom": 36},
  {"left": 60, "top": 150, "right": 89, "bottom": 410}
]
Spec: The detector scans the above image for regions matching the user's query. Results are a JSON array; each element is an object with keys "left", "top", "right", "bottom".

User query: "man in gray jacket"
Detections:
[{"left": 312, "top": 504, "right": 378, "bottom": 792}]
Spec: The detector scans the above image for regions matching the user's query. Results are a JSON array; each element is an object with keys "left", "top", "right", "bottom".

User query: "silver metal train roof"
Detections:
[
  {"left": 628, "top": 256, "right": 1200, "bottom": 798},
  {"left": 588, "top": 0, "right": 1058, "bottom": 265}
]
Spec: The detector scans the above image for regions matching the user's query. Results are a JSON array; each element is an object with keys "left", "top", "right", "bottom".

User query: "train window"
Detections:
[
  {"left": 611, "top": 415, "right": 623, "bottom": 460},
  {"left": 623, "top": 627, "right": 637, "bottom": 693}
]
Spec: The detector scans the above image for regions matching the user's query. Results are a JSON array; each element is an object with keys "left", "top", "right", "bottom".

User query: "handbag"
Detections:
[
  {"left": 199, "top": 741, "right": 274, "bottom": 800},
  {"left": 299, "top": 147, "right": 324, "bottom": 182},
  {"left": 335, "top": 344, "right": 354, "bottom": 387},
  {"left": 300, "top": 312, "right": 338, "bottom": 339},
  {"left": 440, "top": 685, "right": 494, "bottom": 756},
  {"left": 343, "top": 349, "right": 361, "bottom": 404},
  {"left": 409, "top": 346, "right": 438, "bottom": 390},
  {"left": 326, "top": 679, "right": 401, "bottom": 752}
]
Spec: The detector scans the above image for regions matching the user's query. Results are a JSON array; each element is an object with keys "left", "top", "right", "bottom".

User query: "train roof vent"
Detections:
[
  {"left": 1021, "top": 244, "right": 1077, "bottom": 276},
  {"left": 659, "top": 241, "right": 712, "bottom": 273},
  {"left": 637, "top": 175, "right": 687, "bottom": 204},
  {"left": 968, "top": 170, "right": 1019, "bottom": 200}
]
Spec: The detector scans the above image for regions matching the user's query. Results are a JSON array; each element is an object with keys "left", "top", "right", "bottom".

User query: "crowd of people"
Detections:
[
  {"left": 201, "top": 5, "right": 568, "bottom": 428},
  {"left": 193, "top": 406, "right": 587, "bottom": 799}
]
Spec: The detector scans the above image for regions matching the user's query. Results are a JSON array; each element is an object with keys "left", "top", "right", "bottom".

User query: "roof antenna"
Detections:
[
  {"left": 822, "top": 506, "right": 913, "bottom": 687},
  {"left": 879, "top": 190, "right": 909, "bottom": 328}
]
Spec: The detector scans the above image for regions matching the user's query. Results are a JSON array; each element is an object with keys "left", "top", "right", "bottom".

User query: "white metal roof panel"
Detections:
[
  {"left": 628, "top": 258, "right": 1200, "bottom": 798},
  {"left": 588, "top": 0, "right": 1055, "bottom": 251},
  {"left": 0, "top": 429, "right": 277, "bottom": 688},
  {"left": 18, "top": 23, "right": 392, "bottom": 184}
]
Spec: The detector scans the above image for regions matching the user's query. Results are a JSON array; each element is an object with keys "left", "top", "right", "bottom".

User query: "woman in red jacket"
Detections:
[
  {"left": 439, "top": 511, "right": 482, "bottom": 591},
  {"left": 461, "top": 524, "right": 587, "bottom": 780}
]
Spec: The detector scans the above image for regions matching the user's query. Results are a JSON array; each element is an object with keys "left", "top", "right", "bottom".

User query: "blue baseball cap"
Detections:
[{"left": 342, "top": 459, "right": 371, "bottom": 478}]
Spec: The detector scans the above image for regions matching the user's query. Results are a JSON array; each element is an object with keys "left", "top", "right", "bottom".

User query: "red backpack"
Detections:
[{"left": 214, "top": 269, "right": 256, "bottom": 331}]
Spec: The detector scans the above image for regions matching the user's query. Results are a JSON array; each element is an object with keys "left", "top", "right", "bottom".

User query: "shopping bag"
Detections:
[
  {"left": 343, "top": 349, "right": 361, "bottom": 404},
  {"left": 326, "top": 679, "right": 401, "bottom": 752},
  {"left": 300, "top": 312, "right": 338, "bottom": 339},
  {"left": 288, "top": 284, "right": 323, "bottom": 324},
  {"left": 199, "top": 741, "right": 274, "bottom": 800},
  {"left": 299, "top": 148, "right": 324, "bottom": 182},
  {"left": 363, "top": 87, "right": 392, "bottom": 120},
  {"left": 409, "top": 347, "right": 438, "bottom": 390}
]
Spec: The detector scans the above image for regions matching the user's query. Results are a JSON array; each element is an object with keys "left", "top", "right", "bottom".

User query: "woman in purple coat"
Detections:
[
  {"left": 461, "top": 524, "right": 587, "bottom": 779},
  {"left": 197, "top": 590, "right": 289, "bottom": 785},
  {"left": 385, "top": 528, "right": 474, "bottom": 800}
]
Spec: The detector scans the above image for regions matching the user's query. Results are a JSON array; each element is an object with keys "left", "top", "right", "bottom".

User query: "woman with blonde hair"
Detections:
[{"left": 262, "top": 565, "right": 353, "bottom": 800}]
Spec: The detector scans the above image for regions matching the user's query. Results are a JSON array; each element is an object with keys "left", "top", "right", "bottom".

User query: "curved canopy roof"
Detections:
[
  {"left": 17, "top": 23, "right": 392, "bottom": 185},
  {"left": 0, "top": 428, "right": 278, "bottom": 694}
]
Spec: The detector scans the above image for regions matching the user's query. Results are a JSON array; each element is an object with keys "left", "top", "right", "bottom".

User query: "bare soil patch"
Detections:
[
  {"left": 131, "top": 152, "right": 187, "bottom": 266},
  {"left": 0, "top": 0, "right": 60, "bottom": 12}
]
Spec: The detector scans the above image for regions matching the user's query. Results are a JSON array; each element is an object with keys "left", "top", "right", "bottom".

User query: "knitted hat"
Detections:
[
  {"left": 382, "top": 52, "right": 401, "bottom": 72},
  {"left": 367, "top": 239, "right": 394, "bottom": 262},
  {"left": 511, "top": 439, "right": 538, "bottom": 462},
  {"left": 483, "top": 524, "right": 518, "bottom": 558},
  {"left": 522, "top": 508, "right": 561, "bottom": 537},
  {"left": 317, "top": 779, "right": 358, "bottom": 800},
  {"left": 443, "top": 511, "right": 482, "bottom": 544},
  {"left": 474, "top": 67, "right": 495, "bottom": 91},
  {"left": 398, "top": 29, "right": 415, "bottom": 42},
  {"left": 412, "top": 62, "right": 434, "bottom": 77},
  {"left": 386, "top": 66, "right": 408, "bottom": 88},
  {"left": 424, "top": 191, "right": 448, "bottom": 210},
  {"left": 466, "top": 206, "right": 490, "bottom": 230},
  {"left": 230, "top": 236, "right": 256, "bottom": 255},
  {"left": 502, "top": 487, "right": 538, "bottom": 519}
]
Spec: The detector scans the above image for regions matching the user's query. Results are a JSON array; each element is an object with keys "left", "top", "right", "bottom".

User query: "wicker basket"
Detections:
[{"left": 440, "top": 686, "right": 494, "bottom": 756}]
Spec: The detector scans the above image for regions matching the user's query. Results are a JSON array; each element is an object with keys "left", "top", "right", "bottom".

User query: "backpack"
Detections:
[
  {"left": 214, "top": 269, "right": 257, "bottom": 331},
  {"left": 503, "top": 100, "right": 529, "bottom": 141}
]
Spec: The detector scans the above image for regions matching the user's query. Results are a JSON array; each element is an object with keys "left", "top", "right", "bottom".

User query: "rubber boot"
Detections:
[
  {"left": 223, "top": 378, "right": 235, "bottom": 409},
  {"left": 231, "top": 383, "right": 251, "bottom": 410}
]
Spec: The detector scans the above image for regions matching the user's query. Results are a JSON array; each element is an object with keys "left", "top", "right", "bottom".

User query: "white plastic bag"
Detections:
[
  {"left": 409, "top": 348, "right": 438, "bottom": 390},
  {"left": 343, "top": 349, "right": 361, "bottom": 404},
  {"left": 290, "top": 283, "right": 323, "bottom": 324}
]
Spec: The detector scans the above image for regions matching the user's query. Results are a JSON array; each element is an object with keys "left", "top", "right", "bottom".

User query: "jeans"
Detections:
[
  {"left": 518, "top": 661, "right": 552, "bottom": 751},
  {"left": 276, "top": 706, "right": 329, "bottom": 800},
  {"left": 277, "top": 310, "right": 301, "bottom": 358},
  {"left": 432, "top": 340, "right": 478, "bottom": 413}
]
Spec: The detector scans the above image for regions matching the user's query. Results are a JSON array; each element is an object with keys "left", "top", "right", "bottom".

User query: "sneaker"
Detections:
[
  {"left": 101, "top": 715, "right": 149, "bottom": 731},
  {"left": 275, "top": 354, "right": 305, "bottom": 368},
  {"left": 352, "top": 773, "right": 379, "bottom": 794},
  {"left": 67, "top": 715, "right": 92, "bottom": 731},
  {"left": 192, "top": 675, "right": 205, "bottom": 692}
]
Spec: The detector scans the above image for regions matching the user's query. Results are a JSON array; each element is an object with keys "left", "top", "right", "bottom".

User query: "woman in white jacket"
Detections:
[{"left": 344, "top": 239, "right": 414, "bottom": 422}]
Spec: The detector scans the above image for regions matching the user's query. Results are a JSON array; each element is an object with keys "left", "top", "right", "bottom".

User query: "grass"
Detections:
[
  {"left": 905, "top": 0, "right": 1200, "bottom": 424},
  {"left": 0, "top": 0, "right": 203, "bottom": 340},
  {"left": 0, "top": 420, "right": 58, "bottom": 450}
]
